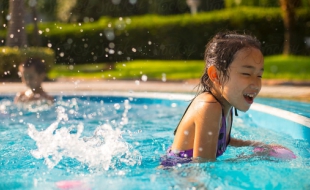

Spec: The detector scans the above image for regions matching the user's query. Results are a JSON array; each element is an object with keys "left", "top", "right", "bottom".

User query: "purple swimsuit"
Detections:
[{"left": 160, "top": 109, "right": 232, "bottom": 167}]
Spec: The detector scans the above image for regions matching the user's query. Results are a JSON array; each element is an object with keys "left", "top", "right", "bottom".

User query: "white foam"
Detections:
[{"left": 28, "top": 103, "right": 141, "bottom": 170}]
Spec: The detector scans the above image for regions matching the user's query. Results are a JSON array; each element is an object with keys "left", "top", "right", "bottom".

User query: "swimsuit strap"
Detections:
[
  {"left": 227, "top": 108, "right": 233, "bottom": 145},
  {"left": 223, "top": 108, "right": 233, "bottom": 146},
  {"left": 234, "top": 107, "right": 238, "bottom": 116},
  {"left": 173, "top": 100, "right": 193, "bottom": 135}
]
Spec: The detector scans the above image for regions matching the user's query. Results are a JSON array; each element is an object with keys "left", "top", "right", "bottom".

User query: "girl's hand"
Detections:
[{"left": 253, "top": 144, "right": 296, "bottom": 159}]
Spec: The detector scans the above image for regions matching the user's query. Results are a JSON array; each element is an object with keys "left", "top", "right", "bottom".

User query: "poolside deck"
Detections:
[{"left": 1, "top": 79, "right": 310, "bottom": 102}]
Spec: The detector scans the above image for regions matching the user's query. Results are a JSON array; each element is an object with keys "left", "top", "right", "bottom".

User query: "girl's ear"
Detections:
[{"left": 207, "top": 65, "right": 219, "bottom": 84}]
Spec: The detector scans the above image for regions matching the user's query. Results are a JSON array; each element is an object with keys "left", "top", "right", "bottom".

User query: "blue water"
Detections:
[{"left": 0, "top": 95, "right": 309, "bottom": 190}]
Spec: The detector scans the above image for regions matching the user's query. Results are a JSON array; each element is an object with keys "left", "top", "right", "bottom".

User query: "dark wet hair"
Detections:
[
  {"left": 20, "top": 58, "right": 46, "bottom": 74},
  {"left": 197, "top": 31, "right": 262, "bottom": 94}
]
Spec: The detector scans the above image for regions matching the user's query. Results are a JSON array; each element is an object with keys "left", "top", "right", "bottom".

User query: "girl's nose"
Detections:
[{"left": 250, "top": 78, "right": 261, "bottom": 90}]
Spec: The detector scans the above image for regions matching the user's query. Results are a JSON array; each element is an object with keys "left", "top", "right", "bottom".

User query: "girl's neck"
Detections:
[{"left": 210, "top": 88, "right": 232, "bottom": 116}]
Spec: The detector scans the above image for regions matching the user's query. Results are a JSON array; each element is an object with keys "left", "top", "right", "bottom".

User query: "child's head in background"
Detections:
[
  {"left": 18, "top": 58, "right": 46, "bottom": 91},
  {"left": 199, "top": 31, "right": 264, "bottom": 111},
  {"left": 15, "top": 57, "right": 53, "bottom": 103}
]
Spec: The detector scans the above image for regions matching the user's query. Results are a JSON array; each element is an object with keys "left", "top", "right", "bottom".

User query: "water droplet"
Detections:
[
  {"left": 199, "top": 147, "right": 203, "bottom": 151},
  {"left": 141, "top": 75, "right": 147, "bottom": 82},
  {"left": 162, "top": 73, "right": 166, "bottom": 82},
  {"left": 83, "top": 17, "right": 89, "bottom": 23},
  {"left": 109, "top": 49, "right": 115, "bottom": 54},
  {"left": 109, "top": 42, "right": 115, "bottom": 48},
  {"left": 171, "top": 103, "right": 177, "bottom": 108},
  {"left": 129, "top": 0, "right": 137, "bottom": 4},
  {"left": 47, "top": 43, "right": 52, "bottom": 48},
  {"left": 132, "top": 48, "right": 137, "bottom": 53},
  {"left": 114, "top": 103, "right": 121, "bottom": 110},
  {"left": 67, "top": 38, "right": 73, "bottom": 44},
  {"left": 208, "top": 132, "right": 212, "bottom": 135},
  {"left": 184, "top": 130, "right": 189, "bottom": 135},
  {"left": 112, "top": 0, "right": 121, "bottom": 4},
  {"left": 135, "top": 80, "right": 140, "bottom": 85},
  {"left": 104, "top": 29, "right": 115, "bottom": 41},
  {"left": 125, "top": 18, "right": 131, "bottom": 24}
]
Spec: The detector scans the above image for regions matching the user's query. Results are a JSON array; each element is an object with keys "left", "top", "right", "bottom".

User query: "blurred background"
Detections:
[{"left": 0, "top": 0, "right": 309, "bottom": 82}]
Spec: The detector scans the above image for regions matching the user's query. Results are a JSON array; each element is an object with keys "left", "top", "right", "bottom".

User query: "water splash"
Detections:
[
  {"left": 28, "top": 105, "right": 141, "bottom": 170},
  {"left": 16, "top": 99, "right": 52, "bottom": 112},
  {"left": 0, "top": 99, "right": 12, "bottom": 114}
]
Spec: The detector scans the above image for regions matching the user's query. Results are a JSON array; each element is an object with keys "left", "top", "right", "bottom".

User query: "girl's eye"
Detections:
[{"left": 242, "top": 73, "right": 250, "bottom": 76}]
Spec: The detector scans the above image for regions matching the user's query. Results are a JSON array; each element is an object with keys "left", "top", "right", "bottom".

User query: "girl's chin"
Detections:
[{"left": 234, "top": 105, "right": 251, "bottom": 112}]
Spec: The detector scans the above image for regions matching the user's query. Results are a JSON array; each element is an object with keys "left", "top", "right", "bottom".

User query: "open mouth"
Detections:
[{"left": 243, "top": 93, "right": 256, "bottom": 104}]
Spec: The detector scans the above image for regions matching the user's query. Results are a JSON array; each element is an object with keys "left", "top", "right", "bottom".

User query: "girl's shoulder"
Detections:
[
  {"left": 191, "top": 93, "right": 222, "bottom": 113},
  {"left": 193, "top": 92, "right": 220, "bottom": 105}
]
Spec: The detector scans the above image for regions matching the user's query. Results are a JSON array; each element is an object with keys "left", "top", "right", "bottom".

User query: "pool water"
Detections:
[
  {"left": 0, "top": 94, "right": 309, "bottom": 190},
  {"left": 255, "top": 98, "right": 310, "bottom": 118}
]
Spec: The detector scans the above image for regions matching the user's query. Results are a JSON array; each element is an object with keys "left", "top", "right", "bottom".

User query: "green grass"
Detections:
[
  {"left": 263, "top": 55, "right": 310, "bottom": 80},
  {"left": 48, "top": 55, "right": 310, "bottom": 81}
]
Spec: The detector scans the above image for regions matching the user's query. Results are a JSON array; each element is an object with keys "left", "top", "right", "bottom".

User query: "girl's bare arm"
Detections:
[
  {"left": 229, "top": 138, "right": 266, "bottom": 147},
  {"left": 193, "top": 100, "right": 222, "bottom": 161}
]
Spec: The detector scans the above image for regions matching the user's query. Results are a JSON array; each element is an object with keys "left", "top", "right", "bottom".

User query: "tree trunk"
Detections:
[
  {"left": 5, "top": 0, "right": 27, "bottom": 47},
  {"left": 279, "top": 0, "right": 300, "bottom": 55},
  {"left": 31, "top": 5, "right": 40, "bottom": 46}
]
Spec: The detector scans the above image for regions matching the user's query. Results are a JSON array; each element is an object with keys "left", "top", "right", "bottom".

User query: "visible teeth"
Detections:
[{"left": 244, "top": 93, "right": 256, "bottom": 97}]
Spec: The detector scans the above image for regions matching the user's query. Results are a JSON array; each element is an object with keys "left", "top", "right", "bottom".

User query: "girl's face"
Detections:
[
  {"left": 222, "top": 47, "right": 264, "bottom": 111},
  {"left": 19, "top": 65, "right": 45, "bottom": 90}
]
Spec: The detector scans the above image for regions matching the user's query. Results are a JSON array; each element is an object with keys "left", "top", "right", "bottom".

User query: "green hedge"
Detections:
[
  {"left": 1, "top": 7, "right": 309, "bottom": 64},
  {"left": 0, "top": 47, "right": 55, "bottom": 80},
  {"left": 225, "top": 0, "right": 279, "bottom": 7},
  {"left": 225, "top": 0, "right": 310, "bottom": 8}
]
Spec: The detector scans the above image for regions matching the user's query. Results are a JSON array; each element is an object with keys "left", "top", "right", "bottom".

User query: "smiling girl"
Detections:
[{"left": 160, "top": 31, "right": 293, "bottom": 166}]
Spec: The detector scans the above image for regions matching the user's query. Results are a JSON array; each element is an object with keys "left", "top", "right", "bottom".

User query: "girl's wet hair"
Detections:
[
  {"left": 20, "top": 58, "right": 46, "bottom": 74},
  {"left": 198, "top": 31, "right": 262, "bottom": 93}
]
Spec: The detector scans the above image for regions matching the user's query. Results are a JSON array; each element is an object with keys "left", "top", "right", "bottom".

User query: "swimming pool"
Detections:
[{"left": 0, "top": 92, "right": 309, "bottom": 189}]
